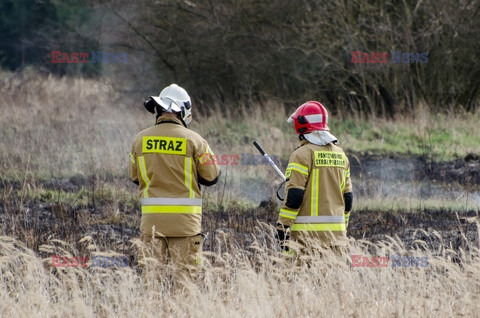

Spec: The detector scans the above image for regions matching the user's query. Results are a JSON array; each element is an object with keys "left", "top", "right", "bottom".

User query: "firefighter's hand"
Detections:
[{"left": 275, "top": 222, "right": 290, "bottom": 251}]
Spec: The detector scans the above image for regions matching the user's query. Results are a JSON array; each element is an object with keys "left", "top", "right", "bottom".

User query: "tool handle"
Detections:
[
  {"left": 253, "top": 141, "right": 266, "bottom": 155},
  {"left": 253, "top": 141, "right": 286, "bottom": 181}
]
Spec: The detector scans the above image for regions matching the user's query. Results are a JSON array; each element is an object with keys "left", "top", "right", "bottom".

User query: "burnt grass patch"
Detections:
[
  {"left": 1, "top": 198, "right": 478, "bottom": 263},
  {"left": 1, "top": 153, "right": 479, "bottom": 261},
  {"left": 348, "top": 152, "right": 480, "bottom": 185}
]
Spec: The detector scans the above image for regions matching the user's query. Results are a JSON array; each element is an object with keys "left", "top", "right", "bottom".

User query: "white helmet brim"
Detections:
[{"left": 150, "top": 96, "right": 182, "bottom": 113}]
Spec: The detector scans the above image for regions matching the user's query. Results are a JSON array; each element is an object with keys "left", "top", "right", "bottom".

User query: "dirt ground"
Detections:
[{"left": 1, "top": 154, "right": 479, "bottom": 258}]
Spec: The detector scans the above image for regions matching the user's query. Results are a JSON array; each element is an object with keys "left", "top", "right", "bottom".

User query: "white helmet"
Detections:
[{"left": 150, "top": 84, "right": 192, "bottom": 125}]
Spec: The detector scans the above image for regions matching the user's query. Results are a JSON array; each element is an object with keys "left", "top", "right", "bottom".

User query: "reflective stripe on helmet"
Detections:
[
  {"left": 291, "top": 223, "right": 346, "bottom": 232},
  {"left": 305, "top": 114, "right": 323, "bottom": 123},
  {"left": 138, "top": 156, "right": 150, "bottom": 198},
  {"left": 141, "top": 205, "right": 201, "bottom": 214}
]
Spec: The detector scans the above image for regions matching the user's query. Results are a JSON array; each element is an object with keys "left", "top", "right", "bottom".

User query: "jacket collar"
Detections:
[
  {"left": 298, "top": 136, "right": 336, "bottom": 148},
  {"left": 300, "top": 139, "right": 310, "bottom": 146},
  {"left": 294, "top": 138, "right": 310, "bottom": 150},
  {"left": 155, "top": 115, "right": 183, "bottom": 126}
]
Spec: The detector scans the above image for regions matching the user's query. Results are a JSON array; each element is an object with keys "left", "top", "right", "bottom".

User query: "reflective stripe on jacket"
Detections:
[
  {"left": 129, "top": 116, "right": 220, "bottom": 237},
  {"left": 278, "top": 140, "right": 352, "bottom": 244}
]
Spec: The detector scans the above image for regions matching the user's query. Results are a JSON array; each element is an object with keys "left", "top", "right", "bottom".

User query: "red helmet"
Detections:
[{"left": 287, "top": 101, "right": 329, "bottom": 134}]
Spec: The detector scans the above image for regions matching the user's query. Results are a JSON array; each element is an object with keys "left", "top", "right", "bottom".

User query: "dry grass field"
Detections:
[
  {"left": 1, "top": 233, "right": 480, "bottom": 317},
  {"left": 1, "top": 70, "right": 480, "bottom": 317}
]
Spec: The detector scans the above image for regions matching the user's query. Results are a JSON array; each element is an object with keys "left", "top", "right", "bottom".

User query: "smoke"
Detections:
[
  {"left": 205, "top": 154, "right": 480, "bottom": 210},
  {"left": 352, "top": 156, "right": 480, "bottom": 210}
]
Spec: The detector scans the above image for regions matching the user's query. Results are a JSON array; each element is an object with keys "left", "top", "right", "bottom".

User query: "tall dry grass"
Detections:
[{"left": 1, "top": 232, "right": 479, "bottom": 317}]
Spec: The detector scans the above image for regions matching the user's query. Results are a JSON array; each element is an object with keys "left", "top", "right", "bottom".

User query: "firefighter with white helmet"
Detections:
[
  {"left": 129, "top": 84, "right": 220, "bottom": 284},
  {"left": 276, "top": 101, "right": 353, "bottom": 252}
]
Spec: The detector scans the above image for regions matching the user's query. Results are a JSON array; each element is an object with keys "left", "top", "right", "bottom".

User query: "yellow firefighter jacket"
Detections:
[
  {"left": 278, "top": 139, "right": 352, "bottom": 245},
  {"left": 129, "top": 115, "right": 220, "bottom": 237}
]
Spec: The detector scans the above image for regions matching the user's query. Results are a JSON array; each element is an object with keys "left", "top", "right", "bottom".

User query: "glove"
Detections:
[{"left": 275, "top": 222, "right": 290, "bottom": 251}]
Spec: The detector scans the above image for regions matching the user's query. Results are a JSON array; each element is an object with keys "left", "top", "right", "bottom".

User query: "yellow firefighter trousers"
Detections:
[
  {"left": 139, "top": 234, "right": 203, "bottom": 288},
  {"left": 286, "top": 232, "right": 349, "bottom": 267}
]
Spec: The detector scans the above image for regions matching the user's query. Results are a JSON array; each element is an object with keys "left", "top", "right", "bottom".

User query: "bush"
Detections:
[{"left": 104, "top": 0, "right": 480, "bottom": 115}]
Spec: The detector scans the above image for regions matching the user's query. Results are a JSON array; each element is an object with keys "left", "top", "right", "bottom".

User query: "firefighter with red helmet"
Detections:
[
  {"left": 129, "top": 84, "right": 220, "bottom": 284},
  {"left": 276, "top": 101, "right": 353, "bottom": 252}
]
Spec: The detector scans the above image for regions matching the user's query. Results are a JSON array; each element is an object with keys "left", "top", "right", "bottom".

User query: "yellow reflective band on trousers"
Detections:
[
  {"left": 291, "top": 223, "right": 346, "bottom": 232},
  {"left": 279, "top": 208, "right": 299, "bottom": 220},
  {"left": 138, "top": 156, "right": 150, "bottom": 198},
  {"left": 129, "top": 152, "right": 135, "bottom": 164},
  {"left": 310, "top": 169, "right": 319, "bottom": 216},
  {"left": 184, "top": 157, "right": 194, "bottom": 198},
  {"left": 141, "top": 205, "right": 202, "bottom": 214}
]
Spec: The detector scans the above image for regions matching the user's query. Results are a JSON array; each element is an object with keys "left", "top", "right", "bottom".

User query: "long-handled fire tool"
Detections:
[
  {"left": 253, "top": 141, "right": 286, "bottom": 200},
  {"left": 253, "top": 141, "right": 286, "bottom": 181},
  {"left": 254, "top": 141, "right": 293, "bottom": 253}
]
